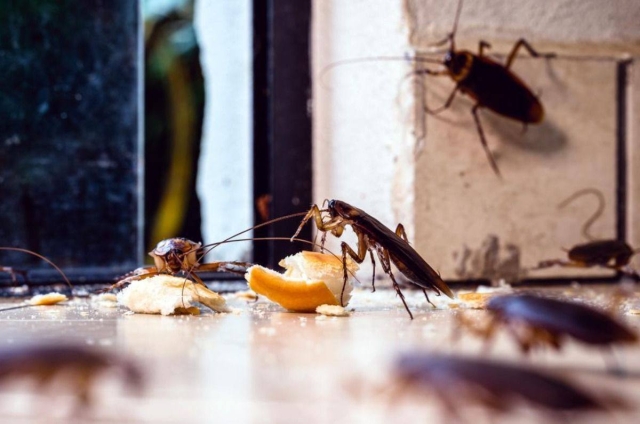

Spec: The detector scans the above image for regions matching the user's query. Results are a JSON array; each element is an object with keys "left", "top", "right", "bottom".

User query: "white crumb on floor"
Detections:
[
  {"left": 316, "top": 304, "right": 350, "bottom": 317},
  {"left": 27, "top": 293, "right": 68, "bottom": 306},
  {"left": 91, "top": 293, "right": 118, "bottom": 308}
]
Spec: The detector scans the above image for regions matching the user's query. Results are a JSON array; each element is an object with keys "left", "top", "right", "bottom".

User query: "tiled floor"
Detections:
[{"left": 0, "top": 284, "right": 638, "bottom": 423}]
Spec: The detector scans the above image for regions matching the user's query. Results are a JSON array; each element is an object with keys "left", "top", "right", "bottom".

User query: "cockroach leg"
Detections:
[
  {"left": 378, "top": 248, "right": 413, "bottom": 319},
  {"left": 414, "top": 67, "right": 448, "bottom": 77},
  {"left": 339, "top": 234, "right": 368, "bottom": 305},
  {"left": 196, "top": 261, "right": 253, "bottom": 276},
  {"left": 291, "top": 204, "right": 325, "bottom": 240},
  {"left": 471, "top": 104, "right": 502, "bottom": 178},
  {"left": 533, "top": 259, "right": 575, "bottom": 269},
  {"left": 320, "top": 231, "right": 328, "bottom": 252},
  {"left": 0, "top": 266, "right": 29, "bottom": 284},
  {"left": 422, "top": 288, "right": 436, "bottom": 308},
  {"left": 423, "top": 85, "right": 459, "bottom": 115},
  {"left": 533, "top": 259, "right": 625, "bottom": 272},
  {"left": 505, "top": 38, "right": 555, "bottom": 69},
  {"left": 368, "top": 247, "right": 377, "bottom": 292},
  {"left": 478, "top": 40, "right": 492, "bottom": 56}
]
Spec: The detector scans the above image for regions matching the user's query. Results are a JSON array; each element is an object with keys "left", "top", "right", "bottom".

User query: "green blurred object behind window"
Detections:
[{"left": 144, "top": 0, "right": 204, "bottom": 255}]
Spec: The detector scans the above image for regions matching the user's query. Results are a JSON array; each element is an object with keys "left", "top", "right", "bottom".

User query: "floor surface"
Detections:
[{"left": 0, "top": 283, "right": 638, "bottom": 423}]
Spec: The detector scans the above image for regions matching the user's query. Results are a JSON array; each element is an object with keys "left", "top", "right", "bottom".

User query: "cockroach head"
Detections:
[
  {"left": 327, "top": 199, "right": 352, "bottom": 218},
  {"left": 443, "top": 51, "right": 466, "bottom": 73},
  {"left": 150, "top": 238, "right": 201, "bottom": 273},
  {"left": 326, "top": 199, "right": 338, "bottom": 216}
]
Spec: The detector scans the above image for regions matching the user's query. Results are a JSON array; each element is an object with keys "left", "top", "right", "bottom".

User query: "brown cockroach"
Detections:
[
  {"left": 0, "top": 344, "right": 142, "bottom": 411},
  {"left": 319, "top": 0, "right": 553, "bottom": 177},
  {"left": 393, "top": 353, "right": 607, "bottom": 417},
  {"left": 291, "top": 199, "right": 454, "bottom": 319},
  {"left": 459, "top": 294, "right": 637, "bottom": 354},
  {"left": 533, "top": 188, "right": 639, "bottom": 276},
  {"left": 108, "top": 211, "right": 339, "bottom": 292},
  {"left": 411, "top": 0, "right": 555, "bottom": 177},
  {"left": 536, "top": 240, "right": 638, "bottom": 277},
  {"left": 106, "top": 237, "right": 252, "bottom": 291},
  {"left": 0, "top": 247, "right": 72, "bottom": 289}
]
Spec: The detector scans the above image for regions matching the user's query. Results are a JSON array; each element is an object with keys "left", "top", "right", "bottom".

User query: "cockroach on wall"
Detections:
[
  {"left": 532, "top": 188, "right": 639, "bottom": 276},
  {"left": 458, "top": 293, "right": 637, "bottom": 355},
  {"left": 409, "top": 0, "right": 555, "bottom": 177},
  {"left": 291, "top": 199, "right": 454, "bottom": 319}
]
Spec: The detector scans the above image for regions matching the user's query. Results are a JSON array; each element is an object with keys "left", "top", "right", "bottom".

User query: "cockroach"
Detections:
[
  {"left": 0, "top": 344, "right": 142, "bottom": 411},
  {"left": 393, "top": 353, "right": 606, "bottom": 417},
  {"left": 0, "top": 247, "right": 72, "bottom": 290},
  {"left": 536, "top": 240, "right": 638, "bottom": 276},
  {"left": 291, "top": 199, "right": 454, "bottom": 319},
  {"left": 458, "top": 294, "right": 637, "bottom": 354},
  {"left": 533, "top": 188, "right": 639, "bottom": 276},
  {"left": 411, "top": 0, "right": 555, "bottom": 177},
  {"left": 106, "top": 237, "right": 253, "bottom": 291},
  {"left": 108, "top": 211, "right": 337, "bottom": 292}
]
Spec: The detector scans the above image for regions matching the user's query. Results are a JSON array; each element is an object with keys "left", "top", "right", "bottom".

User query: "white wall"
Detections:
[
  {"left": 313, "top": 0, "right": 415, "bottom": 267},
  {"left": 313, "top": 0, "right": 640, "bottom": 279},
  {"left": 194, "top": 0, "right": 253, "bottom": 262}
]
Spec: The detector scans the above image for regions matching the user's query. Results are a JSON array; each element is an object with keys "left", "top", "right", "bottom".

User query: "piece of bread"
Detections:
[
  {"left": 245, "top": 251, "right": 359, "bottom": 312},
  {"left": 27, "top": 293, "right": 68, "bottom": 306},
  {"left": 117, "top": 275, "right": 229, "bottom": 315}
]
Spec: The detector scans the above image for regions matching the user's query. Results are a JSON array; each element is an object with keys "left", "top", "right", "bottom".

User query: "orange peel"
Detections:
[{"left": 245, "top": 251, "right": 359, "bottom": 313}]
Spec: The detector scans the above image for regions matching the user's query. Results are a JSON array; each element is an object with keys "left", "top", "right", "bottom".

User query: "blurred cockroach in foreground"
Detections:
[
  {"left": 292, "top": 199, "right": 453, "bottom": 319},
  {"left": 0, "top": 247, "right": 72, "bottom": 290},
  {"left": 0, "top": 344, "right": 142, "bottom": 412},
  {"left": 409, "top": 0, "right": 555, "bottom": 177},
  {"left": 532, "top": 188, "right": 639, "bottom": 277},
  {"left": 392, "top": 353, "right": 608, "bottom": 420},
  {"left": 457, "top": 294, "right": 637, "bottom": 355}
]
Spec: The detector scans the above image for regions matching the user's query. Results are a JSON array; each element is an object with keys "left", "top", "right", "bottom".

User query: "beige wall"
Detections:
[{"left": 313, "top": 0, "right": 640, "bottom": 281}]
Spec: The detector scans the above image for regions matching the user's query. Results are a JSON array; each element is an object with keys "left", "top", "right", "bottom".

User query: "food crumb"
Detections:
[
  {"left": 27, "top": 293, "right": 68, "bottom": 306},
  {"left": 235, "top": 290, "right": 258, "bottom": 301},
  {"left": 456, "top": 292, "right": 493, "bottom": 309},
  {"left": 316, "top": 304, "right": 350, "bottom": 317},
  {"left": 91, "top": 293, "right": 118, "bottom": 308}
]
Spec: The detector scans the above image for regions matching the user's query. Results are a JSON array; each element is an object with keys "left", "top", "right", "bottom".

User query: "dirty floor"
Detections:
[{"left": 0, "top": 283, "right": 638, "bottom": 423}]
